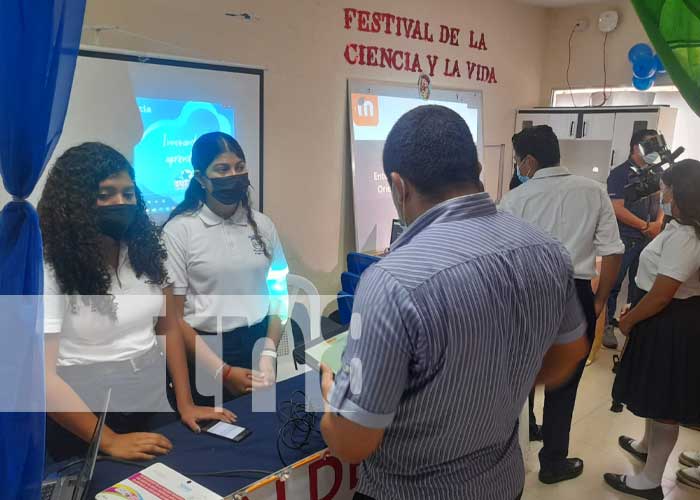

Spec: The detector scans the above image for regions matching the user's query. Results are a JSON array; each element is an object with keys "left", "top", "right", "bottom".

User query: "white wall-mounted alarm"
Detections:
[{"left": 598, "top": 10, "right": 619, "bottom": 33}]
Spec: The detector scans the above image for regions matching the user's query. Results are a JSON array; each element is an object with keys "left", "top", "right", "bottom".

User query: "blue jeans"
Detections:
[{"left": 606, "top": 237, "right": 647, "bottom": 324}]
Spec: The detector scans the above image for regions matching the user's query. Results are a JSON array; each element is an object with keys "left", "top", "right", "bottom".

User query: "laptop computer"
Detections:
[
  {"left": 390, "top": 219, "right": 405, "bottom": 245},
  {"left": 41, "top": 388, "right": 111, "bottom": 500}
]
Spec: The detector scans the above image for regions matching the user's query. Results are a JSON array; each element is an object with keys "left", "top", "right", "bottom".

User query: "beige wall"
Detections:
[
  {"left": 66, "top": 0, "right": 549, "bottom": 293},
  {"left": 540, "top": 0, "right": 650, "bottom": 103}
]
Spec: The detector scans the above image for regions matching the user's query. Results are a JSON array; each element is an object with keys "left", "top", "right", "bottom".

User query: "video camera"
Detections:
[{"left": 624, "top": 134, "right": 685, "bottom": 205}]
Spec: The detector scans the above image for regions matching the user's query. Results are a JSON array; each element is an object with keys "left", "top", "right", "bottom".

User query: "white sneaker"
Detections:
[
  {"left": 680, "top": 450, "right": 700, "bottom": 468},
  {"left": 677, "top": 466, "right": 700, "bottom": 489},
  {"left": 603, "top": 325, "right": 618, "bottom": 350}
]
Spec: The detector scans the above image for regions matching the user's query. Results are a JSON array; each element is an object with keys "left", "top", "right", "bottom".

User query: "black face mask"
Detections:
[
  {"left": 95, "top": 204, "right": 137, "bottom": 240},
  {"left": 208, "top": 173, "right": 250, "bottom": 205}
]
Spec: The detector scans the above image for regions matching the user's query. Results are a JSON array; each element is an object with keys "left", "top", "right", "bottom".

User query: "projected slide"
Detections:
[
  {"left": 348, "top": 83, "right": 482, "bottom": 253},
  {"left": 11, "top": 54, "right": 263, "bottom": 215},
  {"left": 134, "top": 98, "right": 235, "bottom": 219}
]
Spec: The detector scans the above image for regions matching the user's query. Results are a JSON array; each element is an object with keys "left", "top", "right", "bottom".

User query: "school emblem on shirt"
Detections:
[{"left": 249, "top": 235, "right": 266, "bottom": 255}]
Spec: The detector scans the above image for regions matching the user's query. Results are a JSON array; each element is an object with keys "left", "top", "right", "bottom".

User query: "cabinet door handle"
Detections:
[
  {"left": 569, "top": 121, "right": 575, "bottom": 137},
  {"left": 583, "top": 121, "right": 588, "bottom": 137},
  {"left": 610, "top": 150, "right": 615, "bottom": 166}
]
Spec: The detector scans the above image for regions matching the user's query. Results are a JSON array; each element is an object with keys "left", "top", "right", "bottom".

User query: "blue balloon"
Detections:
[
  {"left": 654, "top": 54, "right": 666, "bottom": 74},
  {"left": 633, "top": 75, "right": 656, "bottom": 91},
  {"left": 628, "top": 43, "right": 653, "bottom": 63},
  {"left": 633, "top": 56, "right": 656, "bottom": 79}
]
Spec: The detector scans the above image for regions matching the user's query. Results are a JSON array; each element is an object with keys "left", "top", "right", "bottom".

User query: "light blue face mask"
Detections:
[{"left": 516, "top": 158, "right": 531, "bottom": 184}]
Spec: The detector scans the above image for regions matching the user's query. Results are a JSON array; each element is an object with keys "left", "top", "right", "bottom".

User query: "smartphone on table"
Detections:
[{"left": 201, "top": 421, "right": 252, "bottom": 443}]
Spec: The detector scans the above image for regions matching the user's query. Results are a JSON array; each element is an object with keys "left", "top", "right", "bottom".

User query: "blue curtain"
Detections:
[{"left": 0, "top": 1, "right": 86, "bottom": 498}]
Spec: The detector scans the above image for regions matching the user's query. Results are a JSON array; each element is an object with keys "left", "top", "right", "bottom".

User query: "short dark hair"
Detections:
[
  {"left": 382, "top": 105, "right": 480, "bottom": 197},
  {"left": 629, "top": 129, "right": 658, "bottom": 154},
  {"left": 511, "top": 125, "right": 560, "bottom": 168}
]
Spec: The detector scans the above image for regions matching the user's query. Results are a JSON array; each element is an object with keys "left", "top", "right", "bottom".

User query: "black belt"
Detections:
[{"left": 57, "top": 344, "right": 164, "bottom": 378}]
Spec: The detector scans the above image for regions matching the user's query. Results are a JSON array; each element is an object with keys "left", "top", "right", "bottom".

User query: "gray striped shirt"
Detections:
[{"left": 329, "top": 193, "right": 586, "bottom": 500}]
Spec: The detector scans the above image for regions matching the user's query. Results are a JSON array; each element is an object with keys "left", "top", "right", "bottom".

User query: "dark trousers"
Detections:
[
  {"left": 529, "top": 387, "right": 537, "bottom": 431},
  {"left": 177, "top": 318, "right": 269, "bottom": 407},
  {"left": 606, "top": 237, "right": 646, "bottom": 324},
  {"left": 538, "top": 279, "right": 596, "bottom": 469}
]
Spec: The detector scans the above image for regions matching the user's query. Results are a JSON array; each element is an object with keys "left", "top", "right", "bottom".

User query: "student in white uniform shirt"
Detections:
[
  {"left": 606, "top": 160, "right": 700, "bottom": 500},
  {"left": 500, "top": 125, "right": 624, "bottom": 485},
  {"left": 163, "top": 132, "right": 288, "bottom": 405},
  {"left": 38, "top": 143, "right": 234, "bottom": 462}
]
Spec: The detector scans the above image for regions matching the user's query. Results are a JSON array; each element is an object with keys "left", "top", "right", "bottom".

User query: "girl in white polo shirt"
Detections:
[
  {"left": 605, "top": 159, "right": 700, "bottom": 499},
  {"left": 163, "top": 132, "right": 288, "bottom": 404},
  {"left": 39, "top": 143, "right": 234, "bottom": 462}
]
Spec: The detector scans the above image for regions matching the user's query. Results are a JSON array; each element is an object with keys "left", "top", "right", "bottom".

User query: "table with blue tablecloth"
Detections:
[{"left": 86, "top": 372, "right": 328, "bottom": 498}]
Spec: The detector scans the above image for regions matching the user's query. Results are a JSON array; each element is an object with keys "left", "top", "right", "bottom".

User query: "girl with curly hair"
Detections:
[
  {"left": 163, "top": 132, "right": 288, "bottom": 404},
  {"left": 605, "top": 159, "right": 700, "bottom": 499},
  {"left": 39, "top": 142, "right": 235, "bottom": 462}
]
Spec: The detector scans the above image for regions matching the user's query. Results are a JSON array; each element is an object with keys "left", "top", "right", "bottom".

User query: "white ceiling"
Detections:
[{"left": 514, "top": 0, "right": 605, "bottom": 7}]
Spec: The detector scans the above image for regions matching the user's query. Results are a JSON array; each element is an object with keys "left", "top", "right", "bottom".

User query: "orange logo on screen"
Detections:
[{"left": 352, "top": 95, "right": 379, "bottom": 127}]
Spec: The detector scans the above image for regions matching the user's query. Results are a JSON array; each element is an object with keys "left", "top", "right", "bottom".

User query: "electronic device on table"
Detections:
[
  {"left": 201, "top": 421, "right": 252, "bottom": 443},
  {"left": 41, "top": 388, "right": 111, "bottom": 500},
  {"left": 300, "top": 330, "right": 349, "bottom": 374}
]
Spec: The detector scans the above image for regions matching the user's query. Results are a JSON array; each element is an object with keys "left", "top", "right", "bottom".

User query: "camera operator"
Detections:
[{"left": 604, "top": 129, "right": 665, "bottom": 349}]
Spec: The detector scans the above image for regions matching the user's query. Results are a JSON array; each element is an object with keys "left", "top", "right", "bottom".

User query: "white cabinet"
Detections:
[
  {"left": 581, "top": 113, "right": 615, "bottom": 141},
  {"left": 549, "top": 113, "right": 579, "bottom": 140},
  {"left": 610, "top": 112, "right": 659, "bottom": 168},
  {"left": 514, "top": 106, "right": 677, "bottom": 185}
]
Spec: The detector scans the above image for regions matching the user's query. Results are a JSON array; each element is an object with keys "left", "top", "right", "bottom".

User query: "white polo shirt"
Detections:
[
  {"left": 162, "top": 203, "right": 288, "bottom": 333},
  {"left": 44, "top": 246, "right": 161, "bottom": 366},
  {"left": 500, "top": 166, "right": 625, "bottom": 279},
  {"left": 636, "top": 220, "right": 700, "bottom": 299}
]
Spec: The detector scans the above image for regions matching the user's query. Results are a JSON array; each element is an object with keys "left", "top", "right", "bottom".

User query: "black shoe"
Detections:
[
  {"left": 539, "top": 458, "right": 584, "bottom": 484},
  {"left": 619, "top": 436, "right": 648, "bottom": 463},
  {"left": 603, "top": 473, "right": 663, "bottom": 500},
  {"left": 529, "top": 424, "right": 543, "bottom": 442}
]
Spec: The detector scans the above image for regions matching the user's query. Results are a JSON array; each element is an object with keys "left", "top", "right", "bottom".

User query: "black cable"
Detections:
[
  {"left": 598, "top": 32, "right": 610, "bottom": 107},
  {"left": 96, "top": 456, "right": 148, "bottom": 468},
  {"left": 566, "top": 25, "right": 578, "bottom": 108},
  {"left": 186, "top": 469, "right": 274, "bottom": 478},
  {"left": 276, "top": 391, "right": 321, "bottom": 467}
]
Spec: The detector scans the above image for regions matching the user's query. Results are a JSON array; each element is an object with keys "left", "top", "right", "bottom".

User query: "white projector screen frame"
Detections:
[
  {"left": 347, "top": 79, "right": 484, "bottom": 254},
  {"left": 77, "top": 48, "right": 265, "bottom": 215},
  {"left": 0, "top": 48, "right": 265, "bottom": 217}
]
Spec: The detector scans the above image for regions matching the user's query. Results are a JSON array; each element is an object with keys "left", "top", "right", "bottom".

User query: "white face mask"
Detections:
[{"left": 643, "top": 151, "right": 661, "bottom": 166}]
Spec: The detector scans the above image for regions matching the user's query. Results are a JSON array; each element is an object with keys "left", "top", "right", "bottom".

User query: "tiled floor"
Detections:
[{"left": 522, "top": 348, "right": 700, "bottom": 500}]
